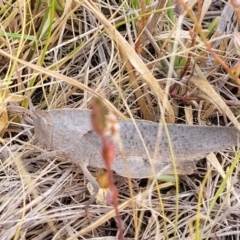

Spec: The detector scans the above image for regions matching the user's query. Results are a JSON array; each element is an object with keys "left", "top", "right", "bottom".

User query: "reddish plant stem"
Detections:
[
  {"left": 178, "top": 29, "right": 196, "bottom": 80},
  {"left": 91, "top": 101, "right": 124, "bottom": 240}
]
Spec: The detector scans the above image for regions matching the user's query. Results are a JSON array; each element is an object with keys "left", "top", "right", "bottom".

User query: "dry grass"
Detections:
[{"left": 1, "top": 0, "right": 240, "bottom": 239}]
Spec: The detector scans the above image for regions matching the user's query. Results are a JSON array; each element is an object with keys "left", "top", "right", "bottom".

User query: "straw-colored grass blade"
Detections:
[
  {"left": 190, "top": 77, "right": 240, "bottom": 132},
  {"left": 84, "top": 1, "right": 175, "bottom": 123}
]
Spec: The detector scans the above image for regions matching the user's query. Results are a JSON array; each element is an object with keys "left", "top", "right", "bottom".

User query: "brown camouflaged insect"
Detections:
[{"left": 33, "top": 108, "right": 239, "bottom": 192}]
